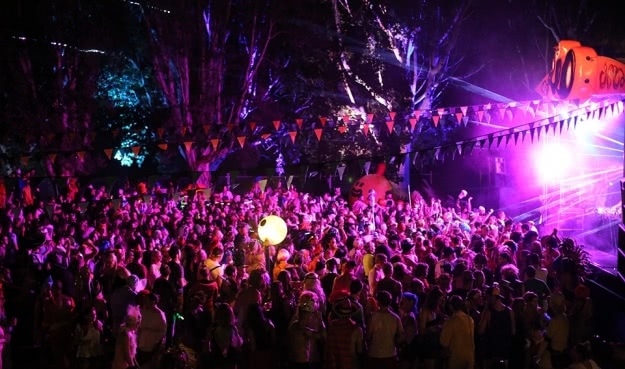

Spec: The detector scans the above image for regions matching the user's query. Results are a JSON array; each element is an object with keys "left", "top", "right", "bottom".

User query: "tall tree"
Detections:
[
  {"left": 330, "top": 0, "right": 475, "bottom": 112},
  {"left": 0, "top": 0, "right": 122, "bottom": 175},
  {"left": 137, "top": 0, "right": 281, "bottom": 185}
]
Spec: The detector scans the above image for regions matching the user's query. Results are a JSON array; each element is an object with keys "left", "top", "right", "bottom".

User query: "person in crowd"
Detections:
[
  {"left": 479, "top": 285, "right": 515, "bottom": 369},
  {"left": 137, "top": 291, "right": 167, "bottom": 368},
  {"left": 240, "top": 302, "right": 276, "bottom": 369},
  {"left": 0, "top": 177, "right": 606, "bottom": 369},
  {"left": 326, "top": 295, "right": 365, "bottom": 369},
  {"left": 73, "top": 307, "right": 103, "bottom": 369},
  {"left": 112, "top": 305, "right": 140, "bottom": 369},
  {"left": 204, "top": 303, "right": 243, "bottom": 369},
  {"left": 288, "top": 291, "right": 326, "bottom": 369},
  {"left": 366, "top": 291, "right": 404, "bottom": 369},
  {"left": 440, "top": 295, "right": 475, "bottom": 369}
]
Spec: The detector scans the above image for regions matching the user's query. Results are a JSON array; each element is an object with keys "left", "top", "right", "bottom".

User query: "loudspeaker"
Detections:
[
  {"left": 618, "top": 223, "right": 625, "bottom": 283},
  {"left": 620, "top": 179, "right": 625, "bottom": 224}
]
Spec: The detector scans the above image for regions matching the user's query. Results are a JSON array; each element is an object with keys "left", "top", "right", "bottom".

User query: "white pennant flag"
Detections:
[
  {"left": 363, "top": 161, "right": 371, "bottom": 174},
  {"left": 337, "top": 164, "right": 346, "bottom": 181}
]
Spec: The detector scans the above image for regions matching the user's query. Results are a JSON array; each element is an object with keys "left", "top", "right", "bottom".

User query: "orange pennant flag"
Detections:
[
  {"left": 455, "top": 112, "right": 463, "bottom": 124},
  {"left": 181, "top": 126, "right": 187, "bottom": 136},
  {"left": 157, "top": 127, "right": 164, "bottom": 138},
  {"left": 261, "top": 133, "right": 271, "bottom": 140},
  {"left": 210, "top": 139, "right": 220, "bottom": 151},
  {"left": 366, "top": 113, "right": 374, "bottom": 123},
  {"left": 203, "top": 125, "right": 210, "bottom": 135},
  {"left": 237, "top": 136, "right": 246, "bottom": 148},
  {"left": 389, "top": 111, "right": 396, "bottom": 120},
  {"left": 227, "top": 123, "right": 234, "bottom": 132},
  {"left": 342, "top": 115, "right": 350, "bottom": 124},
  {"left": 409, "top": 118, "right": 417, "bottom": 131},
  {"left": 296, "top": 118, "right": 303, "bottom": 130},
  {"left": 288, "top": 131, "right": 297, "bottom": 143},
  {"left": 77, "top": 151, "right": 86, "bottom": 161},
  {"left": 48, "top": 153, "right": 57, "bottom": 163},
  {"left": 432, "top": 115, "right": 440, "bottom": 127},
  {"left": 183, "top": 141, "right": 193, "bottom": 152},
  {"left": 157, "top": 143, "right": 168, "bottom": 151},
  {"left": 131, "top": 146, "right": 141, "bottom": 157},
  {"left": 319, "top": 117, "right": 327, "bottom": 127},
  {"left": 314, "top": 128, "right": 323, "bottom": 141},
  {"left": 20, "top": 156, "right": 29, "bottom": 166},
  {"left": 249, "top": 121, "right": 257, "bottom": 132},
  {"left": 386, "top": 120, "right": 394, "bottom": 134},
  {"left": 338, "top": 126, "right": 347, "bottom": 134},
  {"left": 273, "top": 120, "right": 281, "bottom": 130},
  {"left": 104, "top": 148, "right": 113, "bottom": 160},
  {"left": 363, "top": 124, "right": 370, "bottom": 136}
]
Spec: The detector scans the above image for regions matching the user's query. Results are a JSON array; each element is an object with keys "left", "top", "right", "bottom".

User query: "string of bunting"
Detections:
[{"left": 3, "top": 97, "right": 623, "bottom": 173}]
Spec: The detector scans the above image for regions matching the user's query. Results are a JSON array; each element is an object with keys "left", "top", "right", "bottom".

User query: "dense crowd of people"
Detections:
[{"left": 0, "top": 175, "right": 608, "bottom": 369}]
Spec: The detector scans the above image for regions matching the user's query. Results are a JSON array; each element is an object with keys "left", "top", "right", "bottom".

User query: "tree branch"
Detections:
[{"left": 537, "top": 16, "right": 560, "bottom": 43}]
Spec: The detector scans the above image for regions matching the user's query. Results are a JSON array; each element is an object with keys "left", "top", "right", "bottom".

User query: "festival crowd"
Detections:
[{"left": 0, "top": 175, "right": 605, "bottom": 369}]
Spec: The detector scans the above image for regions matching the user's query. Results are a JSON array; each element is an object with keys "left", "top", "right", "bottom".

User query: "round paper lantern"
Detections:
[
  {"left": 348, "top": 174, "right": 392, "bottom": 205},
  {"left": 257, "top": 215, "right": 288, "bottom": 245}
]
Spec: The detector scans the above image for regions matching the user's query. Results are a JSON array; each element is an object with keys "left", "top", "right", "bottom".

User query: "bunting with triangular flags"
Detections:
[
  {"left": 237, "top": 136, "right": 246, "bottom": 148},
  {"left": 288, "top": 131, "right": 297, "bottom": 143},
  {"left": 183, "top": 141, "right": 193, "bottom": 152},
  {"left": 210, "top": 139, "right": 220, "bottom": 150},
  {"left": 314, "top": 128, "right": 323, "bottom": 141},
  {"left": 77, "top": 151, "right": 86, "bottom": 161},
  {"left": 258, "top": 178, "right": 268, "bottom": 192},
  {"left": 386, "top": 121, "right": 394, "bottom": 134},
  {"left": 131, "top": 146, "right": 141, "bottom": 157},
  {"left": 158, "top": 143, "right": 168, "bottom": 151},
  {"left": 104, "top": 148, "right": 113, "bottom": 160},
  {"left": 337, "top": 164, "right": 346, "bottom": 181}
]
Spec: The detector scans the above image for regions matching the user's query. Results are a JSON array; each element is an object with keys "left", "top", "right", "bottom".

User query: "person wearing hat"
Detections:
[
  {"left": 326, "top": 293, "right": 365, "bottom": 369},
  {"left": 399, "top": 239, "right": 418, "bottom": 269},
  {"left": 287, "top": 291, "right": 326, "bottom": 368}
]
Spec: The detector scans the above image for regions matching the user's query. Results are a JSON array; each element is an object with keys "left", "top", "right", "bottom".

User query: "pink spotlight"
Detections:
[{"left": 535, "top": 142, "right": 572, "bottom": 184}]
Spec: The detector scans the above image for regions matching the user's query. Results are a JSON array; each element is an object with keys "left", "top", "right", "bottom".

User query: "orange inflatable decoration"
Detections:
[
  {"left": 536, "top": 40, "right": 625, "bottom": 101},
  {"left": 348, "top": 163, "right": 392, "bottom": 205}
]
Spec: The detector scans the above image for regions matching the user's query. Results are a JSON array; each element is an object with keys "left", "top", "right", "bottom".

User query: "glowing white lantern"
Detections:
[{"left": 257, "top": 215, "right": 288, "bottom": 245}]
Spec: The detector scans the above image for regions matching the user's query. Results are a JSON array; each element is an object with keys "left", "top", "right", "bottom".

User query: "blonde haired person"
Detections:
[{"left": 112, "top": 306, "right": 140, "bottom": 369}]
